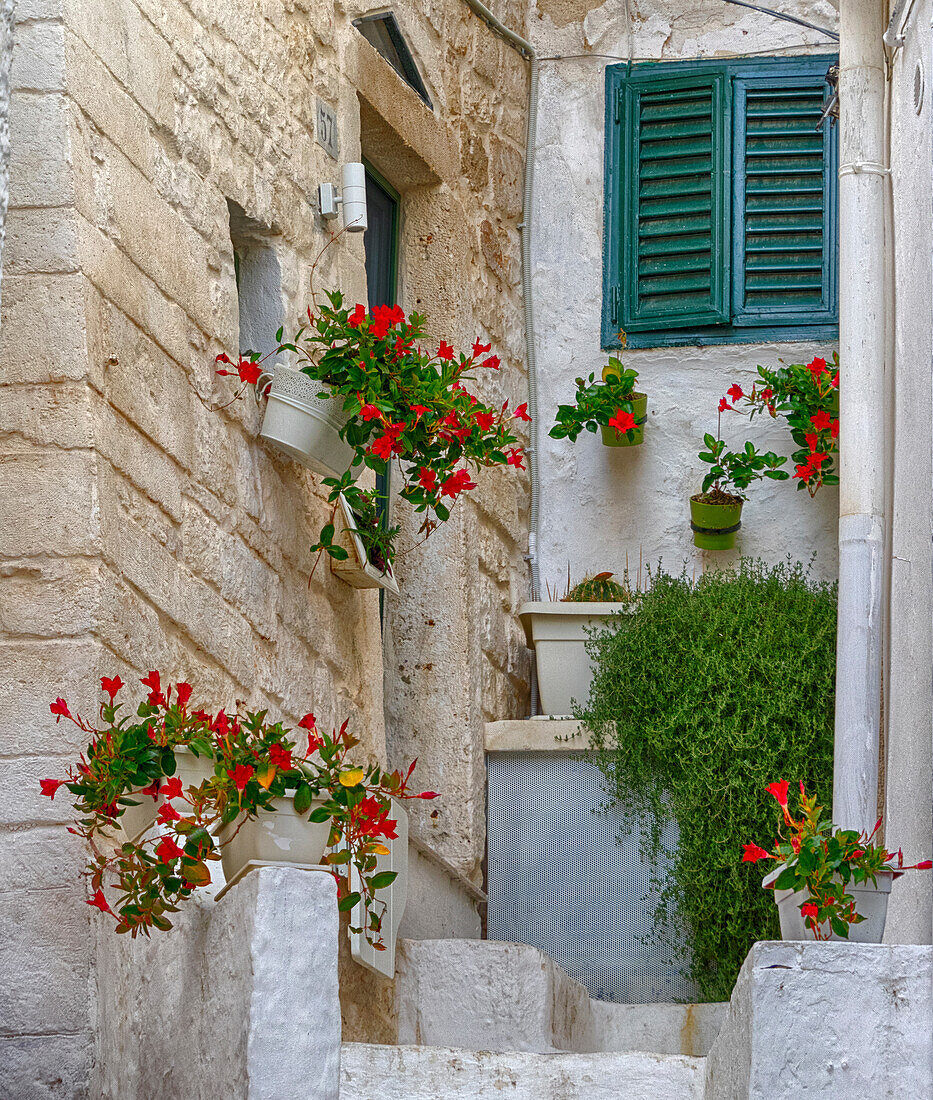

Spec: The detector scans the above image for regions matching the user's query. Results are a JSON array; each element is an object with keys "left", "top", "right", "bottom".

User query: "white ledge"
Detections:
[{"left": 485, "top": 718, "right": 592, "bottom": 752}]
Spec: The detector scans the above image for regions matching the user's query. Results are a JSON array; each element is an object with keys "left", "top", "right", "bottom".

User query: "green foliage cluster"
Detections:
[{"left": 576, "top": 559, "right": 837, "bottom": 1000}]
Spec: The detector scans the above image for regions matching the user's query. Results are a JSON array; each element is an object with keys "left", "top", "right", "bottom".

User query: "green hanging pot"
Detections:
[
  {"left": 690, "top": 495, "right": 743, "bottom": 551},
  {"left": 600, "top": 392, "right": 648, "bottom": 448}
]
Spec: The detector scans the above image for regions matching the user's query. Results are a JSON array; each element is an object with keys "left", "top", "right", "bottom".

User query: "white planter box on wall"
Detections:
[
  {"left": 330, "top": 493, "right": 399, "bottom": 594},
  {"left": 518, "top": 602, "right": 632, "bottom": 716},
  {"left": 259, "top": 365, "right": 354, "bottom": 477}
]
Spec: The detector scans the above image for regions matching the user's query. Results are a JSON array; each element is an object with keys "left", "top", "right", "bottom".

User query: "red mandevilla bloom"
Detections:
[
  {"left": 472, "top": 340, "right": 491, "bottom": 357},
  {"left": 437, "top": 341, "right": 454, "bottom": 361},
  {"left": 161, "top": 777, "right": 184, "bottom": 801},
  {"left": 269, "top": 743, "right": 293, "bottom": 772},
  {"left": 718, "top": 397, "right": 732, "bottom": 413},
  {"left": 228, "top": 764, "right": 254, "bottom": 792},
  {"left": 608, "top": 409, "right": 636, "bottom": 435},
  {"left": 87, "top": 889, "right": 110, "bottom": 913},
  {"left": 40, "top": 778, "right": 64, "bottom": 799},
  {"left": 155, "top": 836, "right": 184, "bottom": 864},
  {"left": 298, "top": 713, "right": 317, "bottom": 731},
  {"left": 766, "top": 779, "right": 789, "bottom": 807},
  {"left": 100, "top": 676, "right": 124, "bottom": 701},
  {"left": 727, "top": 384, "right": 744, "bottom": 403},
  {"left": 742, "top": 843, "right": 770, "bottom": 863},
  {"left": 176, "top": 682, "right": 193, "bottom": 708},
  {"left": 513, "top": 403, "right": 532, "bottom": 422},
  {"left": 50, "top": 698, "right": 70, "bottom": 721},
  {"left": 507, "top": 448, "right": 525, "bottom": 470},
  {"left": 141, "top": 670, "right": 164, "bottom": 706}
]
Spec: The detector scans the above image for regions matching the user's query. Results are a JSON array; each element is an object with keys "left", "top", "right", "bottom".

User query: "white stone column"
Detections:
[{"left": 93, "top": 867, "right": 341, "bottom": 1100}]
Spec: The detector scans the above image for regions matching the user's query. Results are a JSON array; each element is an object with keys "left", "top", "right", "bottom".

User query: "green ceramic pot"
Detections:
[
  {"left": 600, "top": 392, "right": 648, "bottom": 448},
  {"left": 690, "top": 495, "right": 743, "bottom": 551}
]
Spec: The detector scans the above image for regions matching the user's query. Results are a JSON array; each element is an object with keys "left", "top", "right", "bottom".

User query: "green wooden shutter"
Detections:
[
  {"left": 732, "top": 71, "right": 837, "bottom": 326},
  {"left": 620, "top": 72, "right": 730, "bottom": 331}
]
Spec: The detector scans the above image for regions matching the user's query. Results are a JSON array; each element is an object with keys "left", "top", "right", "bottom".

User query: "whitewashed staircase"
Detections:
[{"left": 339, "top": 939, "right": 724, "bottom": 1099}]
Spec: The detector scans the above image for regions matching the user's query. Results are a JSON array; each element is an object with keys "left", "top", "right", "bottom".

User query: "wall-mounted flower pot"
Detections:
[
  {"left": 161, "top": 747, "right": 215, "bottom": 814},
  {"left": 117, "top": 788, "right": 161, "bottom": 843},
  {"left": 690, "top": 495, "right": 743, "bottom": 551},
  {"left": 259, "top": 365, "right": 354, "bottom": 477},
  {"left": 600, "top": 392, "right": 648, "bottom": 448},
  {"left": 217, "top": 795, "right": 331, "bottom": 895},
  {"left": 330, "top": 493, "right": 399, "bottom": 594},
  {"left": 763, "top": 865, "right": 892, "bottom": 943},
  {"left": 518, "top": 601, "right": 633, "bottom": 716}
]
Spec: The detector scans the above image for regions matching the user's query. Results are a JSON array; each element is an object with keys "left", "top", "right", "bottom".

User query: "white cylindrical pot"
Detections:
[
  {"left": 161, "top": 747, "right": 216, "bottom": 814},
  {"left": 218, "top": 795, "right": 331, "bottom": 886},
  {"left": 518, "top": 602, "right": 633, "bottom": 716},
  {"left": 117, "top": 788, "right": 161, "bottom": 843},
  {"left": 763, "top": 865, "right": 893, "bottom": 942},
  {"left": 259, "top": 366, "right": 354, "bottom": 477}
]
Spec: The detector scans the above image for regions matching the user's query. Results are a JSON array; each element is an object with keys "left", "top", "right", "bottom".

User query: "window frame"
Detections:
[{"left": 602, "top": 54, "right": 839, "bottom": 350}]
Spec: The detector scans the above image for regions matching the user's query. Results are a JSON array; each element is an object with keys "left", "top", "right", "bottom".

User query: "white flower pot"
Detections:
[
  {"left": 763, "top": 865, "right": 893, "bottom": 942},
  {"left": 259, "top": 366, "right": 354, "bottom": 477},
  {"left": 161, "top": 746, "right": 215, "bottom": 814},
  {"left": 518, "top": 601, "right": 633, "bottom": 716},
  {"left": 116, "top": 788, "right": 161, "bottom": 843},
  {"left": 217, "top": 795, "right": 331, "bottom": 889},
  {"left": 330, "top": 492, "right": 399, "bottom": 594}
]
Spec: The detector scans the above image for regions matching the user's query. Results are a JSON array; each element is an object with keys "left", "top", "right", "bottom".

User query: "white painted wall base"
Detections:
[
  {"left": 705, "top": 940, "right": 933, "bottom": 1098},
  {"left": 93, "top": 867, "right": 341, "bottom": 1100}
]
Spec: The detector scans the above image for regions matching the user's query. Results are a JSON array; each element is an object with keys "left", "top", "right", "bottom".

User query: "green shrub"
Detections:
[{"left": 577, "top": 559, "right": 836, "bottom": 1001}]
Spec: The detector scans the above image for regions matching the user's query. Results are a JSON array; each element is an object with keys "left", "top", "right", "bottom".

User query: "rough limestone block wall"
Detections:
[
  {"left": 0, "top": 0, "right": 530, "bottom": 1091},
  {"left": 527, "top": 0, "right": 840, "bottom": 587}
]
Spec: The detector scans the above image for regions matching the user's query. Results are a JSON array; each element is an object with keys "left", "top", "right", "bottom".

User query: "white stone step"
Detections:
[
  {"left": 340, "top": 1043, "right": 706, "bottom": 1100},
  {"left": 395, "top": 938, "right": 726, "bottom": 1056}
]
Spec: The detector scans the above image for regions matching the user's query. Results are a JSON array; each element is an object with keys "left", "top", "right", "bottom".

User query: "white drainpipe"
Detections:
[{"left": 833, "top": 0, "right": 889, "bottom": 832}]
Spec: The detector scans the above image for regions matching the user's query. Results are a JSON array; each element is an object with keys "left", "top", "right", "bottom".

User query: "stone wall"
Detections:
[
  {"left": 527, "top": 0, "right": 840, "bottom": 588},
  {"left": 0, "top": 0, "right": 530, "bottom": 1093}
]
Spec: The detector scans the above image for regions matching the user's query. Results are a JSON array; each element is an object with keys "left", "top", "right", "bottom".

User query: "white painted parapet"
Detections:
[
  {"left": 93, "top": 867, "right": 341, "bottom": 1100},
  {"left": 705, "top": 940, "right": 933, "bottom": 1098}
]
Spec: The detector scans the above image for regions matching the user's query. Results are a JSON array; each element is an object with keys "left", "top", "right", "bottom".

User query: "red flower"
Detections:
[
  {"left": 87, "top": 889, "right": 110, "bottom": 913},
  {"left": 805, "top": 433, "right": 819, "bottom": 452},
  {"left": 806, "top": 356, "right": 827, "bottom": 379},
  {"left": 40, "top": 778, "right": 64, "bottom": 799},
  {"left": 507, "top": 448, "right": 525, "bottom": 470},
  {"left": 50, "top": 698, "right": 70, "bottom": 721},
  {"left": 269, "top": 743, "right": 293, "bottom": 771},
  {"left": 141, "top": 670, "right": 164, "bottom": 706},
  {"left": 727, "top": 384, "right": 744, "bottom": 403},
  {"left": 298, "top": 713, "right": 317, "bottom": 731},
  {"left": 742, "top": 843, "right": 770, "bottom": 863},
  {"left": 513, "top": 403, "right": 531, "bottom": 422},
  {"left": 437, "top": 341, "right": 454, "bottom": 361},
  {"left": 348, "top": 303, "right": 367, "bottom": 328},
  {"left": 809, "top": 451, "right": 828, "bottom": 469},
  {"left": 410, "top": 405, "right": 430, "bottom": 421},
  {"left": 158, "top": 802, "right": 181, "bottom": 824},
  {"left": 415, "top": 791, "right": 440, "bottom": 799},
  {"left": 718, "top": 397, "right": 732, "bottom": 413},
  {"left": 790, "top": 836, "right": 801, "bottom": 854},
  {"left": 830, "top": 418, "right": 839, "bottom": 440},
  {"left": 211, "top": 710, "right": 229, "bottom": 738},
  {"left": 850, "top": 849, "right": 864, "bottom": 860},
  {"left": 418, "top": 467, "right": 438, "bottom": 492},
  {"left": 155, "top": 835, "right": 184, "bottom": 864},
  {"left": 237, "top": 360, "right": 262, "bottom": 385},
  {"left": 608, "top": 409, "right": 636, "bottom": 434},
  {"left": 915, "top": 860, "right": 932, "bottom": 870},
  {"left": 100, "top": 676, "right": 124, "bottom": 701},
  {"left": 440, "top": 469, "right": 477, "bottom": 499},
  {"left": 473, "top": 411, "right": 495, "bottom": 432},
  {"left": 175, "top": 682, "right": 192, "bottom": 708},
  {"left": 228, "top": 764, "right": 254, "bottom": 792},
  {"left": 810, "top": 409, "right": 832, "bottom": 432},
  {"left": 766, "top": 779, "right": 789, "bottom": 807},
  {"left": 482, "top": 355, "right": 501, "bottom": 371},
  {"left": 360, "top": 404, "right": 382, "bottom": 421},
  {"left": 831, "top": 371, "right": 840, "bottom": 389},
  {"left": 793, "top": 464, "right": 813, "bottom": 482},
  {"left": 370, "top": 431, "right": 401, "bottom": 461},
  {"left": 306, "top": 733, "right": 324, "bottom": 756},
  {"left": 353, "top": 795, "right": 398, "bottom": 840},
  {"left": 472, "top": 340, "right": 491, "bottom": 358},
  {"left": 800, "top": 902, "right": 819, "bottom": 919},
  {"left": 161, "top": 776, "right": 184, "bottom": 801},
  {"left": 760, "top": 387, "right": 773, "bottom": 403}
]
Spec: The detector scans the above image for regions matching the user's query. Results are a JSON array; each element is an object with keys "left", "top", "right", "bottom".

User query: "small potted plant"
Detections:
[
  {"left": 550, "top": 349, "right": 647, "bottom": 449},
  {"left": 40, "top": 673, "right": 436, "bottom": 945},
  {"left": 722, "top": 354, "right": 840, "bottom": 497},
  {"left": 693, "top": 407, "right": 788, "bottom": 550},
  {"left": 519, "top": 569, "right": 640, "bottom": 716},
  {"left": 217, "top": 294, "right": 529, "bottom": 581},
  {"left": 743, "top": 779, "right": 931, "bottom": 942}
]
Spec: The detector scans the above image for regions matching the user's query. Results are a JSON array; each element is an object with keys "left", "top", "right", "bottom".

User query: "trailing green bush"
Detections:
[{"left": 577, "top": 559, "right": 836, "bottom": 1001}]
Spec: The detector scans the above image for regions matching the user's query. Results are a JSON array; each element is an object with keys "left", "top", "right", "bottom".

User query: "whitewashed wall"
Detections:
[{"left": 528, "top": 0, "right": 840, "bottom": 588}]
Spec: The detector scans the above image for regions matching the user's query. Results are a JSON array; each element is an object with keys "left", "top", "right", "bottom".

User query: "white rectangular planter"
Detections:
[
  {"left": 330, "top": 493, "right": 399, "bottom": 594},
  {"left": 763, "top": 865, "right": 893, "bottom": 942},
  {"left": 518, "top": 601, "right": 633, "bottom": 716}
]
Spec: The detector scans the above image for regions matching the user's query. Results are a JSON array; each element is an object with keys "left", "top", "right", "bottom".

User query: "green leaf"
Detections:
[
  {"left": 337, "top": 891, "right": 361, "bottom": 912},
  {"left": 308, "top": 806, "right": 331, "bottom": 824},
  {"left": 368, "top": 871, "right": 398, "bottom": 891},
  {"left": 293, "top": 782, "right": 313, "bottom": 815}
]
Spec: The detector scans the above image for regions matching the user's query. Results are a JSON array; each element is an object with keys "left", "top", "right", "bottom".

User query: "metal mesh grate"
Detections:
[{"left": 487, "top": 752, "right": 695, "bottom": 1004}]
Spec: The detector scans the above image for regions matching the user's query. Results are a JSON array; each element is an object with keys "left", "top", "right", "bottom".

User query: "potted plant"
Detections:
[
  {"left": 217, "top": 293, "right": 529, "bottom": 579},
  {"left": 519, "top": 570, "right": 639, "bottom": 716},
  {"left": 721, "top": 354, "right": 840, "bottom": 497},
  {"left": 40, "top": 673, "right": 437, "bottom": 945},
  {"left": 693, "top": 410, "right": 789, "bottom": 549},
  {"left": 312, "top": 481, "right": 399, "bottom": 594},
  {"left": 743, "top": 779, "right": 932, "bottom": 942},
  {"left": 550, "top": 350, "right": 647, "bottom": 449}
]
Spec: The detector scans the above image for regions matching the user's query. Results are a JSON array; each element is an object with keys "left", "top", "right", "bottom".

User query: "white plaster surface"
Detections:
[
  {"left": 585, "top": 999, "right": 727, "bottom": 1059},
  {"left": 705, "top": 940, "right": 933, "bottom": 1099},
  {"left": 526, "top": 3, "right": 840, "bottom": 590},
  {"left": 340, "top": 1043, "right": 706, "bottom": 1100},
  {"left": 397, "top": 839, "right": 484, "bottom": 942},
  {"left": 93, "top": 867, "right": 340, "bottom": 1100}
]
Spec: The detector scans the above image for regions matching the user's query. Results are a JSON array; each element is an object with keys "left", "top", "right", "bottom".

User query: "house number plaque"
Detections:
[{"left": 316, "top": 99, "right": 339, "bottom": 160}]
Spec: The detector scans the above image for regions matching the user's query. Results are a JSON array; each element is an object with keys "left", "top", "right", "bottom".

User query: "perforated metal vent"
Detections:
[{"left": 487, "top": 752, "right": 694, "bottom": 1004}]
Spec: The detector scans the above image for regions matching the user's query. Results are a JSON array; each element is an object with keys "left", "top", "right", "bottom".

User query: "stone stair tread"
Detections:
[{"left": 340, "top": 1042, "right": 706, "bottom": 1099}]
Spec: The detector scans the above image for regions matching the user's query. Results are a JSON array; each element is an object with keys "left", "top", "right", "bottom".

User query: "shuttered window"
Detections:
[{"left": 603, "top": 56, "right": 838, "bottom": 349}]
